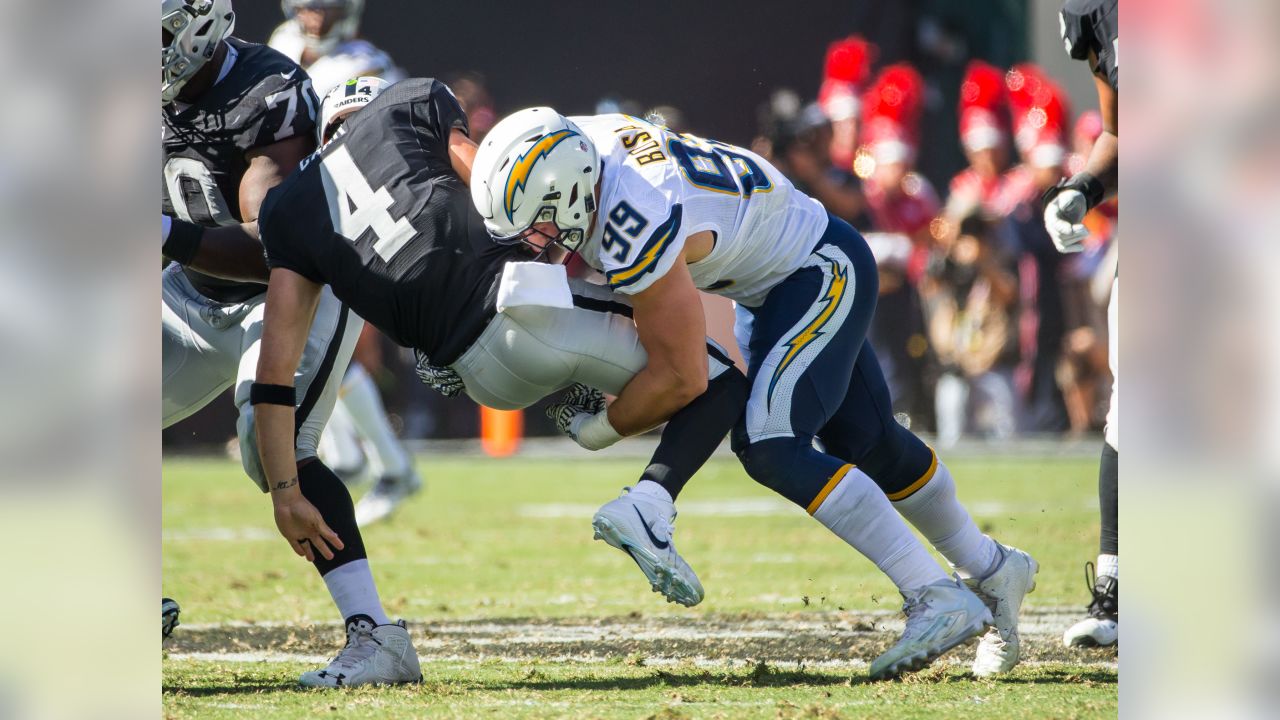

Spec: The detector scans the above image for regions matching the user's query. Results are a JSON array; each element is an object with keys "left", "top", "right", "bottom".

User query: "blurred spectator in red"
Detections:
[
  {"left": 856, "top": 64, "right": 940, "bottom": 285},
  {"left": 818, "top": 36, "right": 876, "bottom": 172},
  {"left": 1004, "top": 63, "right": 1073, "bottom": 434},
  {"left": 944, "top": 61, "right": 1037, "bottom": 223},
  {"left": 923, "top": 213, "right": 1021, "bottom": 446},
  {"left": 854, "top": 64, "right": 940, "bottom": 429}
]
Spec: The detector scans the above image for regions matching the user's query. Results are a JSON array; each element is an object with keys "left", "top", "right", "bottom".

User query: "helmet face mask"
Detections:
[
  {"left": 162, "top": 0, "right": 236, "bottom": 106},
  {"left": 471, "top": 108, "right": 601, "bottom": 257},
  {"left": 497, "top": 197, "right": 597, "bottom": 260}
]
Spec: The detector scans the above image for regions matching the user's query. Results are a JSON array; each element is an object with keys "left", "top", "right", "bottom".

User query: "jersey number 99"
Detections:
[{"left": 667, "top": 135, "right": 772, "bottom": 198}]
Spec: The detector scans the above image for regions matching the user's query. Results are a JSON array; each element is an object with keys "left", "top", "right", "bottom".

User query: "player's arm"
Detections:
[
  {"left": 1082, "top": 71, "right": 1118, "bottom": 198},
  {"left": 163, "top": 134, "right": 315, "bottom": 282},
  {"left": 253, "top": 267, "right": 343, "bottom": 562},
  {"left": 1044, "top": 44, "right": 1120, "bottom": 253},
  {"left": 605, "top": 244, "right": 711, "bottom": 436},
  {"left": 550, "top": 243, "right": 711, "bottom": 450},
  {"left": 448, "top": 128, "right": 478, "bottom": 185}
]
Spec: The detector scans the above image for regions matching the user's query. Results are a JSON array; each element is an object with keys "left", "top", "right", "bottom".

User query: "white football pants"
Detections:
[
  {"left": 451, "top": 279, "right": 731, "bottom": 410},
  {"left": 161, "top": 263, "right": 361, "bottom": 491}
]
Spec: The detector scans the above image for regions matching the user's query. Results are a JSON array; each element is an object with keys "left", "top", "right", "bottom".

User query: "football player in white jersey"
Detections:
[
  {"left": 472, "top": 109, "right": 1038, "bottom": 679},
  {"left": 269, "top": 0, "right": 405, "bottom": 96},
  {"left": 270, "top": 1, "right": 416, "bottom": 526}
]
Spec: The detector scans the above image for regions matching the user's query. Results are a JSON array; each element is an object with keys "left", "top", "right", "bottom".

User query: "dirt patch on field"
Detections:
[{"left": 169, "top": 611, "right": 1117, "bottom": 668}]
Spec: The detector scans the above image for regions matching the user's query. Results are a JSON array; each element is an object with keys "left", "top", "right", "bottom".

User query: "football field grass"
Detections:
[{"left": 163, "top": 452, "right": 1117, "bottom": 719}]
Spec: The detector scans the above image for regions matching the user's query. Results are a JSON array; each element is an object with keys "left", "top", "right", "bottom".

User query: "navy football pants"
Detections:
[{"left": 730, "top": 215, "right": 935, "bottom": 511}]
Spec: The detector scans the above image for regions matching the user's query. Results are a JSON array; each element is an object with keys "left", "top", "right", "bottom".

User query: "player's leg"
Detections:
[
  {"left": 590, "top": 335, "right": 747, "bottom": 608},
  {"left": 341, "top": 357, "right": 423, "bottom": 526},
  {"left": 933, "top": 370, "right": 969, "bottom": 447},
  {"left": 1066, "top": 276, "right": 1119, "bottom": 648},
  {"left": 818, "top": 343, "right": 1036, "bottom": 676},
  {"left": 728, "top": 219, "right": 988, "bottom": 679},
  {"left": 317, "top": 397, "right": 368, "bottom": 484},
  {"left": 449, "top": 279, "right": 748, "bottom": 605},
  {"left": 161, "top": 263, "right": 241, "bottom": 427},
  {"left": 162, "top": 264, "right": 247, "bottom": 636},
  {"left": 237, "top": 291, "right": 420, "bottom": 687}
]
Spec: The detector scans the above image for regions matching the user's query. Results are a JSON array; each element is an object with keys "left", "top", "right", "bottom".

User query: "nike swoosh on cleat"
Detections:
[
  {"left": 632, "top": 506, "right": 670, "bottom": 549},
  {"left": 280, "top": 69, "right": 297, "bottom": 80}
]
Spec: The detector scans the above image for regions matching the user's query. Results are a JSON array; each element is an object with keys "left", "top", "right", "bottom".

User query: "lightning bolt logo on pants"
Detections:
[{"left": 767, "top": 261, "right": 848, "bottom": 409}]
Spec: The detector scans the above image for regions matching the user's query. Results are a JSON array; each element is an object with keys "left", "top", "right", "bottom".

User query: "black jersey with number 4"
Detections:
[
  {"left": 162, "top": 37, "right": 318, "bottom": 303},
  {"left": 259, "top": 78, "right": 525, "bottom": 366},
  {"left": 1061, "top": 0, "right": 1118, "bottom": 90}
]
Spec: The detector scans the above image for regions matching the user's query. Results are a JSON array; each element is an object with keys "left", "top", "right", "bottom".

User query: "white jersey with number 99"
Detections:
[{"left": 573, "top": 114, "right": 829, "bottom": 307}]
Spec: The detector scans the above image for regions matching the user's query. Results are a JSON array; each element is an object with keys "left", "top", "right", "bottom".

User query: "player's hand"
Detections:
[
  {"left": 1043, "top": 188, "right": 1090, "bottom": 254},
  {"left": 273, "top": 495, "right": 344, "bottom": 562},
  {"left": 414, "top": 350, "right": 465, "bottom": 397},
  {"left": 546, "top": 383, "right": 608, "bottom": 450}
]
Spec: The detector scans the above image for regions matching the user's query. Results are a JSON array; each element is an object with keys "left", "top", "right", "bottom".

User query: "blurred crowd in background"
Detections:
[{"left": 165, "top": 19, "right": 1116, "bottom": 451}]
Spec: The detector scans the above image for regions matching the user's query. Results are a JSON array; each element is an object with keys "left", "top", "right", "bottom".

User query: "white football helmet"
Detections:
[
  {"left": 471, "top": 107, "right": 601, "bottom": 252},
  {"left": 281, "top": 0, "right": 364, "bottom": 56},
  {"left": 162, "top": 0, "right": 236, "bottom": 106},
  {"left": 318, "top": 76, "right": 390, "bottom": 143}
]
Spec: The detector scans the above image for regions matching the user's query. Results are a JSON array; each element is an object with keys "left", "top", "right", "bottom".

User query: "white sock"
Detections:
[
  {"left": 322, "top": 559, "right": 390, "bottom": 625},
  {"left": 1097, "top": 553, "right": 1118, "bottom": 580},
  {"left": 890, "top": 461, "right": 1001, "bottom": 579},
  {"left": 341, "top": 364, "right": 411, "bottom": 477},
  {"left": 812, "top": 466, "right": 950, "bottom": 591},
  {"left": 630, "top": 480, "right": 673, "bottom": 504}
]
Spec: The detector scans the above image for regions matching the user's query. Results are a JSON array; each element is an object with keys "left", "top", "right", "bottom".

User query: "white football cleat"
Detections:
[
  {"left": 300, "top": 616, "right": 422, "bottom": 688},
  {"left": 966, "top": 544, "right": 1039, "bottom": 676},
  {"left": 355, "top": 468, "right": 423, "bottom": 527},
  {"left": 592, "top": 486, "right": 704, "bottom": 607},
  {"left": 1063, "top": 564, "right": 1118, "bottom": 648},
  {"left": 869, "top": 578, "right": 993, "bottom": 681}
]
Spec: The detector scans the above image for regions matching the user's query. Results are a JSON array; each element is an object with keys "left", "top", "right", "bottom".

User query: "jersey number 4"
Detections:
[{"left": 319, "top": 145, "right": 416, "bottom": 263}]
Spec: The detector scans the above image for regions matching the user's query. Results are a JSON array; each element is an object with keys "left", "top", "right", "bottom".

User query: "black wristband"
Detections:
[
  {"left": 163, "top": 217, "right": 203, "bottom": 266},
  {"left": 249, "top": 382, "right": 296, "bottom": 407},
  {"left": 1066, "top": 172, "right": 1106, "bottom": 210}
]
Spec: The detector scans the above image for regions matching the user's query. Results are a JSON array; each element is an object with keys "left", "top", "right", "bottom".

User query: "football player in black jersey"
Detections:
[
  {"left": 1044, "top": 0, "right": 1119, "bottom": 649},
  {"left": 161, "top": 1, "right": 421, "bottom": 685},
  {"left": 255, "top": 78, "right": 749, "bottom": 648}
]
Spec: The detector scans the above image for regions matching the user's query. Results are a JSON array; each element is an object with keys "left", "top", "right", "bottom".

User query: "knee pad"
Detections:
[
  {"left": 236, "top": 407, "right": 269, "bottom": 492},
  {"left": 858, "top": 422, "right": 935, "bottom": 498},
  {"left": 735, "top": 437, "right": 803, "bottom": 497},
  {"left": 734, "top": 436, "right": 843, "bottom": 508}
]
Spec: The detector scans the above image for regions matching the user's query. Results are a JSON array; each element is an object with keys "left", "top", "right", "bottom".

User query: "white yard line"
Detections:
[
  {"left": 176, "top": 608, "right": 1087, "bottom": 633},
  {"left": 168, "top": 650, "right": 1116, "bottom": 672}
]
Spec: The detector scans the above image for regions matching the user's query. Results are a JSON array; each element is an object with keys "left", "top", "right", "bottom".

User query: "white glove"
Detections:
[{"left": 1043, "top": 188, "right": 1090, "bottom": 254}]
